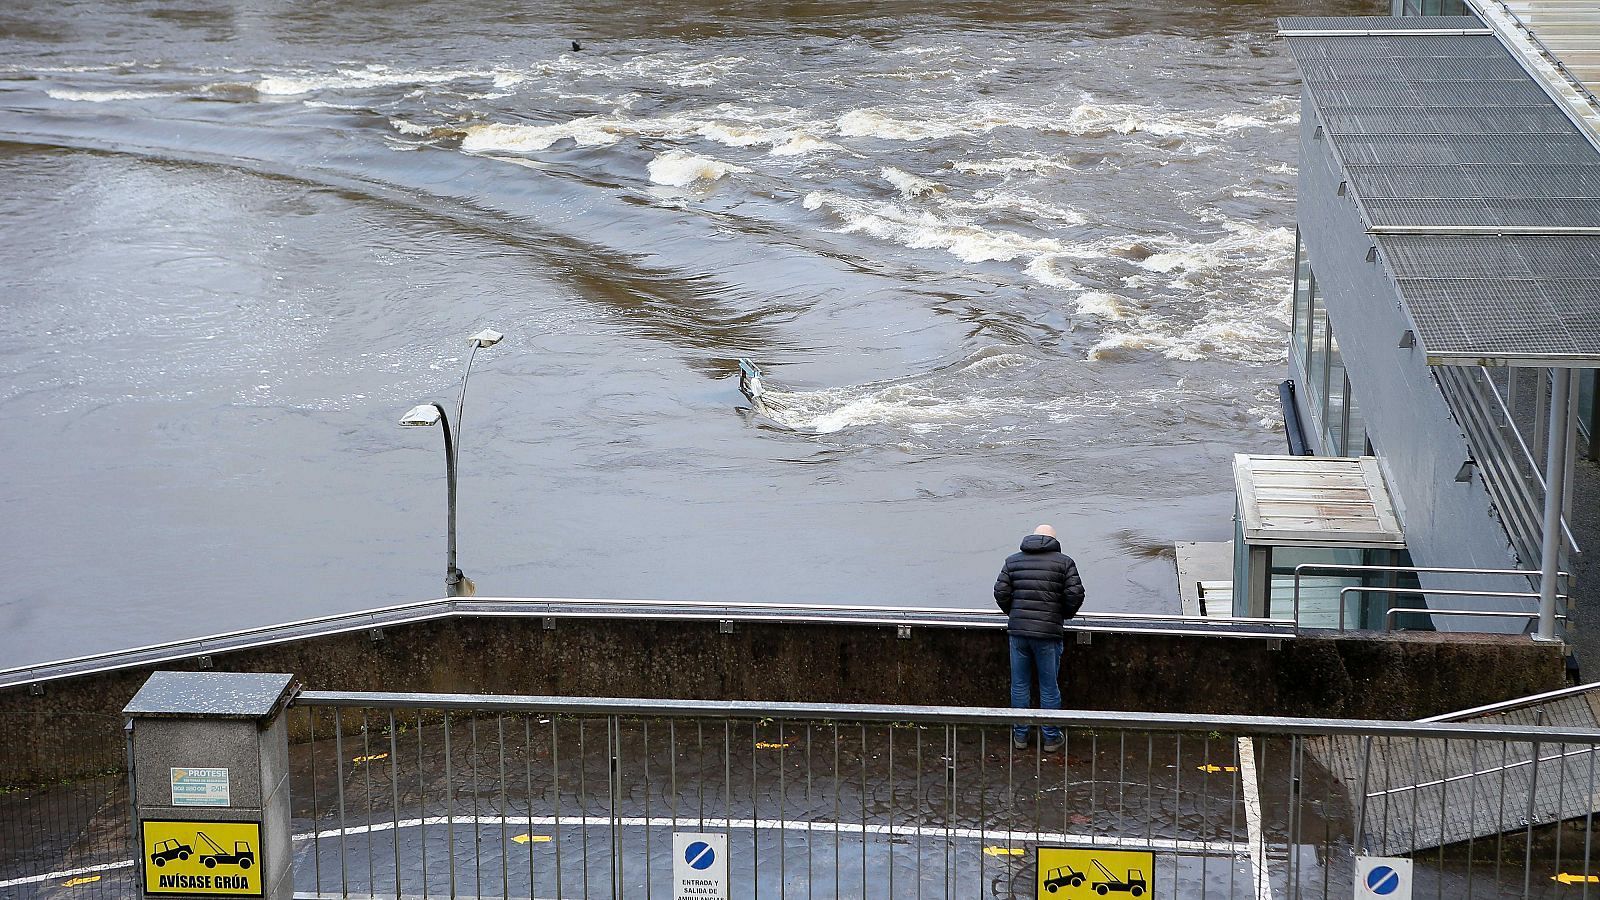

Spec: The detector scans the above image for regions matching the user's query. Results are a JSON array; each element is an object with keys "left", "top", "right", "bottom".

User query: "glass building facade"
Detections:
[{"left": 1290, "top": 231, "right": 1369, "bottom": 457}]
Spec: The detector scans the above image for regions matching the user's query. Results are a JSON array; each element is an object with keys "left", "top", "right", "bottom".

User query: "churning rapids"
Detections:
[{"left": 0, "top": 0, "right": 1380, "bottom": 666}]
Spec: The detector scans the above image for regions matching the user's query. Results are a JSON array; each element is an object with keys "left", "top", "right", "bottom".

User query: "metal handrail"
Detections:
[
  {"left": 1290, "top": 562, "right": 1568, "bottom": 631},
  {"left": 1476, "top": 0, "right": 1600, "bottom": 116},
  {"left": 0, "top": 596, "right": 1294, "bottom": 691},
  {"left": 1365, "top": 744, "right": 1596, "bottom": 798},
  {"left": 1330, "top": 585, "right": 1565, "bottom": 630},
  {"left": 1382, "top": 606, "right": 1565, "bottom": 630},
  {"left": 291, "top": 689, "right": 1600, "bottom": 744},
  {"left": 1443, "top": 366, "right": 1543, "bottom": 564},
  {"left": 1421, "top": 679, "right": 1600, "bottom": 723},
  {"left": 1436, "top": 366, "right": 1582, "bottom": 568}
]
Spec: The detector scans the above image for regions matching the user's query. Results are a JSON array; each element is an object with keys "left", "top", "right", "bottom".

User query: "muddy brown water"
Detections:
[{"left": 0, "top": 0, "right": 1382, "bottom": 667}]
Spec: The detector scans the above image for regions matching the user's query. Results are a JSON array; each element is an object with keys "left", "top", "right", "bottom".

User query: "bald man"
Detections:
[{"left": 993, "top": 524, "right": 1086, "bottom": 751}]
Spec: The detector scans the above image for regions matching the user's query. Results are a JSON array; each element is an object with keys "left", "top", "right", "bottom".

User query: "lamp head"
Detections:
[
  {"left": 469, "top": 329, "right": 504, "bottom": 349},
  {"left": 400, "top": 404, "right": 442, "bottom": 427}
]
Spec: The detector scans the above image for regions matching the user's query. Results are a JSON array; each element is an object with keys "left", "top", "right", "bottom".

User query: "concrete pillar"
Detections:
[{"left": 124, "top": 671, "right": 296, "bottom": 900}]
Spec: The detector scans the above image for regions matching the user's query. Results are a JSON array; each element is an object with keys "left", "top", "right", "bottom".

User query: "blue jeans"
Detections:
[{"left": 1009, "top": 635, "right": 1064, "bottom": 743}]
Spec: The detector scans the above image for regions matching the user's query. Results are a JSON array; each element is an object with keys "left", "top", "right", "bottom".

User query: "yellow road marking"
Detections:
[
  {"left": 511, "top": 834, "right": 553, "bottom": 844},
  {"left": 754, "top": 742, "right": 792, "bottom": 750},
  {"left": 1554, "top": 873, "right": 1600, "bottom": 884},
  {"left": 63, "top": 876, "right": 102, "bottom": 887},
  {"left": 984, "top": 846, "right": 1025, "bottom": 856},
  {"left": 1196, "top": 764, "right": 1239, "bottom": 773},
  {"left": 352, "top": 753, "right": 389, "bottom": 764}
]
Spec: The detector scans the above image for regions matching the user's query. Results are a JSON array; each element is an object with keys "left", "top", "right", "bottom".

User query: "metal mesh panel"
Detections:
[
  {"left": 1348, "top": 163, "right": 1600, "bottom": 200},
  {"left": 1332, "top": 133, "right": 1596, "bottom": 165},
  {"left": 1313, "top": 82, "right": 1426, "bottom": 108},
  {"left": 1298, "top": 58, "right": 1408, "bottom": 83},
  {"left": 1384, "top": 235, "right": 1600, "bottom": 279},
  {"left": 1420, "top": 79, "right": 1561, "bottom": 107},
  {"left": 1286, "top": 33, "right": 1502, "bottom": 60},
  {"left": 1392, "top": 55, "right": 1529, "bottom": 81},
  {"left": 1279, "top": 15, "right": 1486, "bottom": 33},
  {"left": 1397, "top": 278, "right": 1600, "bottom": 357},
  {"left": 1423, "top": 106, "right": 1577, "bottom": 134},
  {"left": 1365, "top": 197, "right": 1600, "bottom": 227},
  {"left": 1290, "top": 26, "right": 1600, "bottom": 360},
  {"left": 1319, "top": 105, "right": 1576, "bottom": 134}
]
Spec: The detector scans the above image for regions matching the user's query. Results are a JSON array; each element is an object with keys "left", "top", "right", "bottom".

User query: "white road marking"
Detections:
[
  {"left": 292, "top": 813, "right": 1251, "bottom": 854},
  {"left": 1238, "top": 735, "right": 1274, "bottom": 900},
  {"left": 4, "top": 814, "right": 1252, "bottom": 889},
  {"left": 0, "top": 859, "right": 135, "bottom": 889}
]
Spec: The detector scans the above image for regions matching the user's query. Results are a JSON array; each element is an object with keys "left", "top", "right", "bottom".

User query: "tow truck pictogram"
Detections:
[
  {"left": 196, "top": 831, "right": 255, "bottom": 870},
  {"left": 1090, "top": 859, "right": 1147, "bottom": 896}
]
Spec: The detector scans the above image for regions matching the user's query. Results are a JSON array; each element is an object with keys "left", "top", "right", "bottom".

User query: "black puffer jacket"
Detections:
[{"left": 994, "top": 534, "right": 1086, "bottom": 639}]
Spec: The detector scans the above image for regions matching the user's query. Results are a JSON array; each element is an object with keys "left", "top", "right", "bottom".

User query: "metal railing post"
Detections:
[{"left": 1539, "top": 368, "right": 1572, "bottom": 641}]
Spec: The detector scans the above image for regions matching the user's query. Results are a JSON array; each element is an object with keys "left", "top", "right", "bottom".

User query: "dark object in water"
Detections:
[
  {"left": 737, "top": 358, "right": 767, "bottom": 413},
  {"left": 571, "top": 40, "right": 583, "bottom": 51}
]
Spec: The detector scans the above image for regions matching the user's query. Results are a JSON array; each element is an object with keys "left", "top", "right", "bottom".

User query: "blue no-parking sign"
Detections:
[
  {"left": 1355, "top": 856, "right": 1412, "bottom": 900},
  {"left": 672, "top": 832, "right": 728, "bottom": 899}
]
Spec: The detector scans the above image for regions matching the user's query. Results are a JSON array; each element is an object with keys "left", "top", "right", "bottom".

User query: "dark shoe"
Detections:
[
  {"left": 1013, "top": 733, "right": 1030, "bottom": 750},
  {"left": 1041, "top": 735, "right": 1065, "bottom": 752}
]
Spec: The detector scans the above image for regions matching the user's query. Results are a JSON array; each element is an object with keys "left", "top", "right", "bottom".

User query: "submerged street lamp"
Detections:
[{"left": 400, "top": 328, "right": 504, "bottom": 598}]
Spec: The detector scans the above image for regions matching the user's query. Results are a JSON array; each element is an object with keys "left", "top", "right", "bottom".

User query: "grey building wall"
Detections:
[{"left": 1293, "top": 87, "right": 1528, "bottom": 626}]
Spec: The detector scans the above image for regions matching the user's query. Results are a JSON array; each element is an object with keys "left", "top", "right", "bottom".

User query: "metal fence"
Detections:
[
  {"left": 284, "top": 692, "right": 1600, "bottom": 900},
  {"left": 0, "top": 712, "right": 134, "bottom": 899}
]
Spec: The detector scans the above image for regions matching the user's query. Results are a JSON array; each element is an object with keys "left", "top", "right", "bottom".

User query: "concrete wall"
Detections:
[
  {"left": 1293, "top": 88, "right": 1529, "bottom": 621},
  {"left": 0, "top": 613, "right": 1567, "bottom": 784}
]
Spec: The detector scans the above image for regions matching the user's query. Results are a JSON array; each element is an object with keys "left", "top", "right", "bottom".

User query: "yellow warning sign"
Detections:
[
  {"left": 141, "top": 820, "right": 263, "bottom": 897},
  {"left": 1036, "top": 846, "right": 1154, "bottom": 899}
]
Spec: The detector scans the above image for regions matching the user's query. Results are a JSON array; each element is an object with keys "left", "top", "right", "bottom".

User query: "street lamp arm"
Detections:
[{"left": 455, "top": 343, "right": 480, "bottom": 455}]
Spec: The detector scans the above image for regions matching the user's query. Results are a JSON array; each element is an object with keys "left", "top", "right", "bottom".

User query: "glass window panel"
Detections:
[
  {"left": 1325, "top": 331, "right": 1346, "bottom": 454},
  {"left": 1345, "top": 374, "right": 1367, "bottom": 458},
  {"left": 1579, "top": 369, "right": 1596, "bottom": 439},
  {"left": 1308, "top": 281, "right": 1328, "bottom": 414},
  {"left": 1265, "top": 546, "right": 1364, "bottom": 627},
  {"left": 1292, "top": 233, "right": 1314, "bottom": 370}
]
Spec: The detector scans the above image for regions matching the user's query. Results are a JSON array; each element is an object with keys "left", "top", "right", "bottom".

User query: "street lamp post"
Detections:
[{"left": 401, "top": 328, "right": 504, "bottom": 598}]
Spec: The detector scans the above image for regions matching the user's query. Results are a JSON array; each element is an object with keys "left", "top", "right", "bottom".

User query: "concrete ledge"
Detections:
[{"left": 0, "top": 614, "right": 1566, "bottom": 784}]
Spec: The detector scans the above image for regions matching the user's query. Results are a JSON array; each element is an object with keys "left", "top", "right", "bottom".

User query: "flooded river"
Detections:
[{"left": 0, "top": 0, "right": 1379, "bottom": 665}]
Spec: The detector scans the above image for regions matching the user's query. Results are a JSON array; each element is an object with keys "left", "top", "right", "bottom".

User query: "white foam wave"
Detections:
[
  {"left": 769, "top": 134, "right": 840, "bottom": 156},
  {"left": 460, "top": 119, "right": 621, "bottom": 152},
  {"left": 390, "top": 118, "right": 434, "bottom": 136},
  {"left": 1023, "top": 256, "right": 1084, "bottom": 291},
  {"left": 803, "top": 192, "right": 1064, "bottom": 264},
  {"left": 1074, "top": 291, "right": 1137, "bottom": 321},
  {"left": 646, "top": 150, "right": 749, "bottom": 187},
  {"left": 838, "top": 96, "right": 1297, "bottom": 146},
  {"left": 837, "top": 109, "right": 967, "bottom": 141},
  {"left": 256, "top": 65, "right": 489, "bottom": 96},
  {"left": 952, "top": 156, "right": 1075, "bottom": 176},
  {"left": 880, "top": 167, "right": 944, "bottom": 199},
  {"left": 947, "top": 191, "right": 1087, "bottom": 225},
  {"left": 45, "top": 89, "right": 165, "bottom": 102},
  {"left": 1138, "top": 222, "right": 1293, "bottom": 275},
  {"left": 455, "top": 106, "right": 834, "bottom": 157}
]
